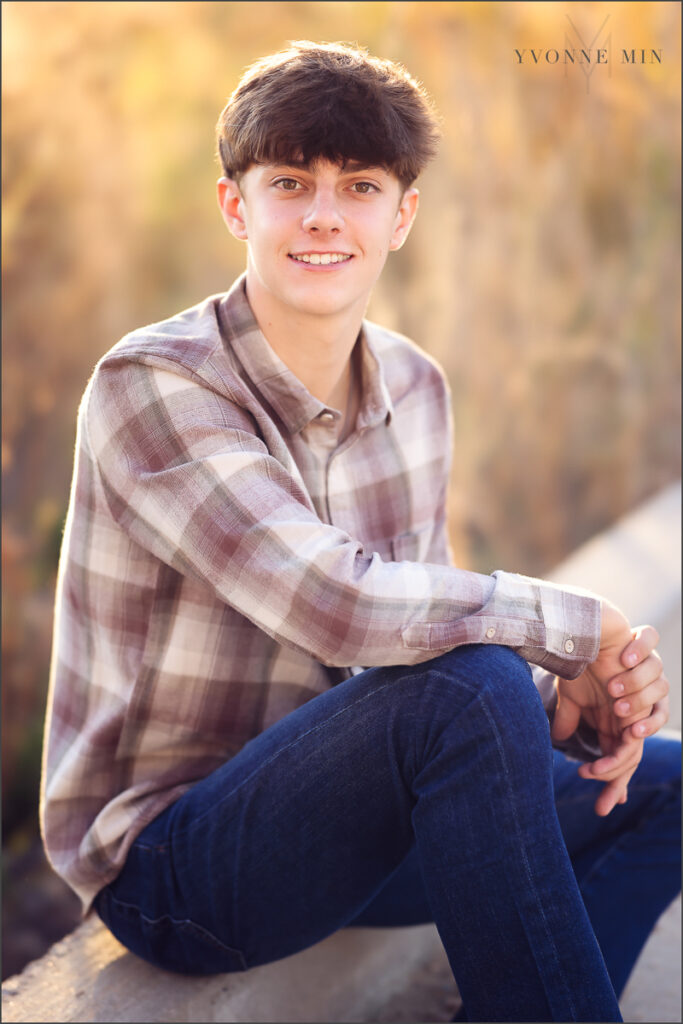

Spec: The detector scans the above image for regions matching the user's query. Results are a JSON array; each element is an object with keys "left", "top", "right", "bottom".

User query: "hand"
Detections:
[
  {"left": 606, "top": 625, "right": 669, "bottom": 741},
  {"left": 552, "top": 600, "right": 669, "bottom": 816}
]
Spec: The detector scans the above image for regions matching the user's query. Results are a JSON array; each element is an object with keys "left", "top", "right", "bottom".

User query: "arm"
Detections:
[{"left": 86, "top": 357, "right": 598, "bottom": 677}]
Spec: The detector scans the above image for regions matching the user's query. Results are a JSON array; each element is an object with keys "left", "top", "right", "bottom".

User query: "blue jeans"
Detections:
[{"left": 94, "top": 646, "right": 681, "bottom": 1023}]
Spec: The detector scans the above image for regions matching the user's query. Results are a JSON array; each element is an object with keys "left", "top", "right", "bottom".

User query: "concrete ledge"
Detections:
[
  {"left": 3, "top": 483, "right": 680, "bottom": 1023},
  {"left": 1, "top": 916, "right": 448, "bottom": 1023},
  {"left": 545, "top": 483, "right": 680, "bottom": 627}
]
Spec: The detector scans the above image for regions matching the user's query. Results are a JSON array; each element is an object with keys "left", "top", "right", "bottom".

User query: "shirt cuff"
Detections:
[
  {"left": 401, "top": 568, "right": 601, "bottom": 681},
  {"left": 481, "top": 571, "right": 602, "bottom": 679}
]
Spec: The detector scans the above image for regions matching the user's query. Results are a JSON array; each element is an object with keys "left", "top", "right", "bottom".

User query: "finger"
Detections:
[
  {"left": 594, "top": 773, "right": 633, "bottom": 816},
  {"left": 578, "top": 732, "right": 643, "bottom": 781},
  {"left": 613, "top": 674, "right": 670, "bottom": 721},
  {"left": 619, "top": 625, "right": 660, "bottom": 669},
  {"left": 609, "top": 651, "right": 664, "bottom": 698},
  {"left": 578, "top": 746, "right": 640, "bottom": 780},
  {"left": 579, "top": 750, "right": 640, "bottom": 782},
  {"left": 579, "top": 757, "right": 617, "bottom": 779},
  {"left": 629, "top": 696, "right": 670, "bottom": 739}
]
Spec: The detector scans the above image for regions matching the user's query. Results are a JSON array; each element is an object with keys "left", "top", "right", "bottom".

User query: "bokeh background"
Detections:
[{"left": 2, "top": 0, "right": 680, "bottom": 980}]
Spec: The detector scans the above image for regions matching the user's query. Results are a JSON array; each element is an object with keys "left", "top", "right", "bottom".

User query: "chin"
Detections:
[
  {"left": 285, "top": 285, "right": 357, "bottom": 317},
  {"left": 299, "top": 296, "right": 358, "bottom": 318}
]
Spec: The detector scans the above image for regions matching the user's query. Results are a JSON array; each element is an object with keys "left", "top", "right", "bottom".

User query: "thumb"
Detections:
[{"left": 552, "top": 691, "right": 581, "bottom": 742}]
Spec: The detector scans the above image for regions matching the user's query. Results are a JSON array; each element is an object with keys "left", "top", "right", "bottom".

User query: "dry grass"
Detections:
[{"left": 2, "top": 0, "right": 680, "bottom": 830}]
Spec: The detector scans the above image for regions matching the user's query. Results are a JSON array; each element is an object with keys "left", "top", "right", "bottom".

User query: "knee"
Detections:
[
  {"left": 436, "top": 643, "right": 538, "bottom": 697},
  {"left": 428, "top": 645, "right": 552, "bottom": 746},
  {"left": 410, "top": 645, "right": 554, "bottom": 787}
]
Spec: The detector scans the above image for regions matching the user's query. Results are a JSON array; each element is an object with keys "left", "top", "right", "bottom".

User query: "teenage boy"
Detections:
[{"left": 41, "top": 42, "right": 680, "bottom": 1023}]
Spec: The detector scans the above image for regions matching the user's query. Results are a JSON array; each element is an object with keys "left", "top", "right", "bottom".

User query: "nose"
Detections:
[{"left": 301, "top": 186, "right": 344, "bottom": 234}]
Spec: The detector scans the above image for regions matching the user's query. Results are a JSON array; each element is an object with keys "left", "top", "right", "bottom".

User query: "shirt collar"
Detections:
[{"left": 217, "top": 274, "right": 393, "bottom": 435}]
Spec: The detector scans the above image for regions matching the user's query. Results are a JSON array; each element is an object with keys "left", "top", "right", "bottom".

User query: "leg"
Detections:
[
  {"left": 359, "top": 736, "right": 681, "bottom": 1020},
  {"left": 553, "top": 733, "right": 681, "bottom": 997},
  {"left": 349, "top": 842, "right": 433, "bottom": 927},
  {"left": 94, "top": 645, "right": 620, "bottom": 1022}
]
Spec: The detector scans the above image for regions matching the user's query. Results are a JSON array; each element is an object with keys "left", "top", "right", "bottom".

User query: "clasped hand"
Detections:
[{"left": 552, "top": 599, "right": 670, "bottom": 817}]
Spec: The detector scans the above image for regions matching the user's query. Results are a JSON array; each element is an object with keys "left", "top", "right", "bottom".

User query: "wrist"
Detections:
[{"left": 599, "top": 599, "right": 631, "bottom": 649}]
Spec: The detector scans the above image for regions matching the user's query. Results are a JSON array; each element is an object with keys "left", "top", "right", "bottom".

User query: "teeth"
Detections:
[{"left": 291, "top": 253, "right": 351, "bottom": 264}]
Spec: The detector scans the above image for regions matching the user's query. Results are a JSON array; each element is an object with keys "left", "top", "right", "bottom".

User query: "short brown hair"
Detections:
[{"left": 216, "top": 41, "right": 441, "bottom": 190}]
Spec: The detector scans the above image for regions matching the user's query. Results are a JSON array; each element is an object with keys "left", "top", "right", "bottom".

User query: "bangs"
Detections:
[
  {"left": 217, "top": 43, "right": 440, "bottom": 190},
  {"left": 243, "top": 82, "right": 421, "bottom": 183}
]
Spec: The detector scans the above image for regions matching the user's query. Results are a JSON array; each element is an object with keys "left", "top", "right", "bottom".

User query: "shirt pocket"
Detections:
[{"left": 390, "top": 525, "right": 433, "bottom": 563}]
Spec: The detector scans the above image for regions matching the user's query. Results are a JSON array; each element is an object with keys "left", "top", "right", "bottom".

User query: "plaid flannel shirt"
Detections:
[{"left": 40, "top": 274, "right": 601, "bottom": 911}]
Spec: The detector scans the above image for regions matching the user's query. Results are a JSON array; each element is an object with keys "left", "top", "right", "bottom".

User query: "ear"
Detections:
[
  {"left": 389, "top": 188, "right": 419, "bottom": 252},
  {"left": 217, "top": 176, "right": 248, "bottom": 240}
]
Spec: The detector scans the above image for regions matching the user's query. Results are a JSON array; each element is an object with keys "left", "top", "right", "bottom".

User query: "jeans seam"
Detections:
[
  {"left": 103, "top": 891, "right": 248, "bottom": 966},
  {"left": 479, "top": 693, "right": 579, "bottom": 1021},
  {"left": 174, "top": 672, "right": 419, "bottom": 841}
]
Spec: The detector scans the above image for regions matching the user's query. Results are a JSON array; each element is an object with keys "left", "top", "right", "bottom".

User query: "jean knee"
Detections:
[{"left": 436, "top": 644, "right": 551, "bottom": 746}]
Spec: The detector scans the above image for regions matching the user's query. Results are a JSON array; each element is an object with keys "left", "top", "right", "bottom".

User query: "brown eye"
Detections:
[
  {"left": 351, "top": 181, "right": 378, "bottom": 194},
  {"left": 275, "top": 178, "right": 301, "bottom": 191}
]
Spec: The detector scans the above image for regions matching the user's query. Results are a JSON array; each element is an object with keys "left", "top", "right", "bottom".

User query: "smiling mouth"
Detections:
[{"left": 289, "top": 253, "right": 353, "bottom": 265}]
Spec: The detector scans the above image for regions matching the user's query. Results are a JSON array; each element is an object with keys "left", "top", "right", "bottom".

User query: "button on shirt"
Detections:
[{"left": 40, "top": 274, "right": 601, "bottom": 911}]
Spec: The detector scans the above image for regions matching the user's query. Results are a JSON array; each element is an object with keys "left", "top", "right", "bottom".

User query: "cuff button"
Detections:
[
  {"left": 564, "top": 638, "right": 575, "bottom": 654},
  {"left": 485, "top": 627, "right": 496, "bottom": 639}
]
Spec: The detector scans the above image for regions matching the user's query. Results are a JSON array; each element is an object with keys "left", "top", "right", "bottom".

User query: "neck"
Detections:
[{"left": 244, "top": 272, "right": 364, "bottom": 410}]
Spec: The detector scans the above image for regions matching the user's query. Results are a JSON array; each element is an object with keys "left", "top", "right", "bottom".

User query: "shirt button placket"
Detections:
[{"left": 326, "top": 448, "right": 353, "bottom": 530}]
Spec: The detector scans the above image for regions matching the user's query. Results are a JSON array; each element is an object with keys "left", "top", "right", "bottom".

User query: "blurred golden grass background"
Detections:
[{"left": 1, "top": 0, "right": 680, "bottom": 976}]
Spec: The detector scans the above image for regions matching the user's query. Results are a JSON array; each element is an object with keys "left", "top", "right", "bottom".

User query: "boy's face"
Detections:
[{"left": 217, "top": 159, "right": 418, "bottom": 325}]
